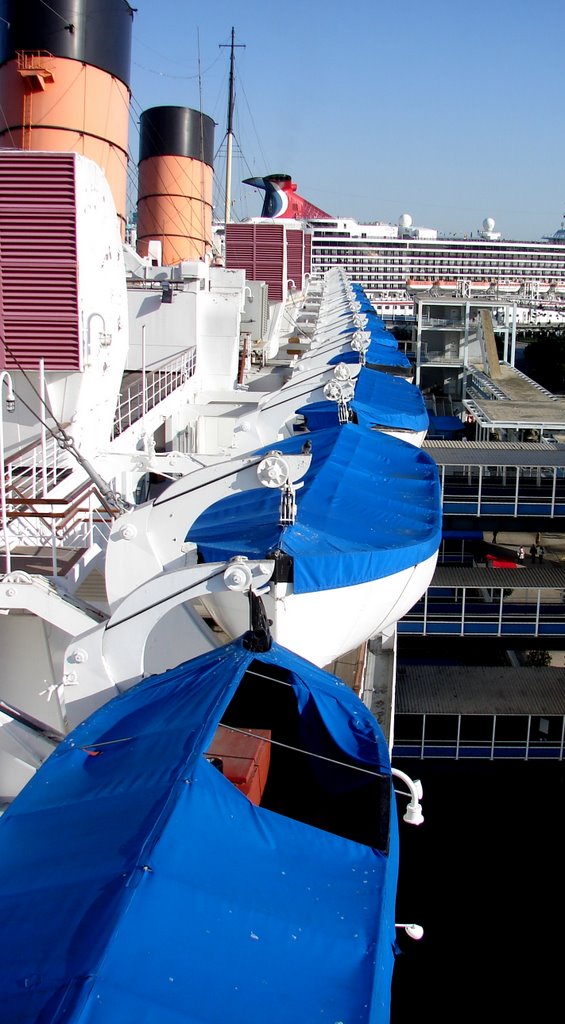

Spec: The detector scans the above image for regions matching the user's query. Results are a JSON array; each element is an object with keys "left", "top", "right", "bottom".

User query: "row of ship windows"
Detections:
[
  {"left": 311, "top": 260, "right": 565, "bottom": 276},
  {"left": 311, "top": 252, "right": 565, "bottom": 265},
  {"left": 309, "top": 264, "right": 552, "bottom": 276},
  {"left": 312, "top": 252, "right": 565, "bottom": 267},
  {"left": 310, "top": 237, "right": 565, "bottom": 254}
]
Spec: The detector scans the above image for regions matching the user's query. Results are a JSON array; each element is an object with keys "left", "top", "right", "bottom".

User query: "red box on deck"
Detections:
[{"left": 207, "top": 726, "right": 271, "bottom": 805}]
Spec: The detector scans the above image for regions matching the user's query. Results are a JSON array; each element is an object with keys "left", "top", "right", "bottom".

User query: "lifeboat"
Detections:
[
  {"left": 468, "top": 281, "right": 492, "bottom": 291},
  {"left": 187, "top": 424, "right": 442, "bottom": 668},
  {"left": 406, "top": 279, "right": 434, "bottom": 290},
  {"left": 535, "top": 282, "right": 550, "bottom": 294},
  {"left": 437, "top": 280, "right": 457, "bottom": 291},
  {"left": 498, "top": 281, "right": 522, "bottom": 293},
  {"left": 0, "top": 636, "right": 400, "bottom": 1024}
]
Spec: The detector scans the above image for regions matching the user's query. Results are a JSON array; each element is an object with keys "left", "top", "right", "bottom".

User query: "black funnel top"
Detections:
[
  {"left": 0, "top": 0, "right": 134, "bottom": 88},
  {"left": 139, "top": 107, "right": 215, "bottom": 167}
]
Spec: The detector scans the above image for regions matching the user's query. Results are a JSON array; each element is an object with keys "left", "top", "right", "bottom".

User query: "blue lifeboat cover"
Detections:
[
  {"left": 428, "top": 414, "right": 465, "bottom": 438},
  {"left": 351, "top": 284, "right": 379, "bottom": 310},
  {"left": 342, "top": 321, "right": 398, "bottom": 348},
  {"left": 365, "top": 341, "right": 412, "bottom": 371},
  {"left": 297, "top": 370, "right": 428, "bottom": 434},
  {"left": 351, "top": 369, "right": 428, "bottom": 431},
  {"left": 0, "top": 640, "right": 399, "bottom": 1024},
  {"left": 187, "top": 424, "right": 441, "bottom": 593},
  {"left": 328, "top": 346, "right": 412, "bottom": 371},
  {"left": 295, "top": 400, "right": 341, "bottom": 431}
]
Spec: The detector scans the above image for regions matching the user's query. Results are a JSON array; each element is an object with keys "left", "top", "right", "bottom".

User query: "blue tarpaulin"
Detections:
[
  {"left": 341, "top": 321, "right": 398, "bottom": 348},
  {"left": 366, "top": 346, "right": 412, "bottom": 370},
  {"left": 427, "top": 414, "right": 465, "bottom": 439},
  {"left": 296, "top": 369, "right": 428, "bottom": 434},
  {"left": 0, "top": 639, "right": 399, "bottom": 1024},
  {"left": 187, "top": 424, "right": 442, "bottom": 593},
  {"left": 328, "top": 346, "right": 412, "bottom": 371},
  {"left": 295, "top": 400, "right": 341, "bottom": 430},
  {"left": 352, "top": 369, "right": 428, "bottom": 431}
]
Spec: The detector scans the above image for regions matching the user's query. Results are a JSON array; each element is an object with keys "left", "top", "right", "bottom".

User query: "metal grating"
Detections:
[
  {"left": 396, "top": 664, "right": 565, "bottom": 716},
  {"left": 430, "top": 563, "right": 565, "bottom": 589}
]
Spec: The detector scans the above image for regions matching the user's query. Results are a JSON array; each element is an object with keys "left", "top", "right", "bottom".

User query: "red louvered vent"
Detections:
[
  {"left": 304, "top": 233, "right": 312, "bottom": 276},
  {"left": 287, "top": 229, "right": 304, "bottom": 291},
  {"left": 225, "top": 223, "right": 285, "bottom": 301},
  {"left": 0, "top": 152, "right": 80, "bottom": 371}
]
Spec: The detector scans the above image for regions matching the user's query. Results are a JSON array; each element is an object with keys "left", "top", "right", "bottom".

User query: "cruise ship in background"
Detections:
[{"left": 232, "top": 173, "right": 565, "bottom": 322}]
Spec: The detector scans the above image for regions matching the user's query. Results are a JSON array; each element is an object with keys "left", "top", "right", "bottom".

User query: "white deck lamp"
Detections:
[
  {"left": 391, "top": 766, "right": 424, "bottom": 825},
  {"left": 395, "top": 923, "right": 424, "bottom": 940}
]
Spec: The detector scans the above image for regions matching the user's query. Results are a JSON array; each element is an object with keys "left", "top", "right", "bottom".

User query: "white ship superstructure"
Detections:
[
  {"left": 236, "top": 175, "right": 565, "bottom": 320},
  {"left": 309, "top": 217, "right": 565, "bottom": 315}
]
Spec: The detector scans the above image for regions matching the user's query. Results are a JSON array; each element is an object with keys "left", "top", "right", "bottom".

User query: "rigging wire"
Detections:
[
  {"left": 36, "top": 0, "right": 74, "bottom": 27},
  {"left": 78, "top": 717, "right": 389, "bottom": 781},
  {"left": 210, "top": 724, "right": 389, "bottom": 779},
  {"left": 0, "top": 101, "right": 17, "bottom": 148},
  {"left": 0, "top": 337, "right": 127, "bottom": 515},
  {"left": 236, "top": 74, "right": 271, "bottom": 173},
  {"left": 131, "top": 52, "right": 222, "bottom": 81}
]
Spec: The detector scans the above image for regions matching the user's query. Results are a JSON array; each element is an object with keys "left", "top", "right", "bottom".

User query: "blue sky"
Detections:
[{"left": 128, "top": 0, "right": 565, "bottom": 241}]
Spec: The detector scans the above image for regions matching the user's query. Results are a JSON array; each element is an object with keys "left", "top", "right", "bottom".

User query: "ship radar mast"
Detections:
[{"left": 220, "top": 27, "right": 245, "bottom": 225}]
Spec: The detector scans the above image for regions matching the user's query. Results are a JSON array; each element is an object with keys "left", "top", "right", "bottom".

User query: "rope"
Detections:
[
  {"left": 215, "top": 724, "right": 388, "bottom": 779},
  {"left": 78, "top": 723, "right": 389, "bottom": 781}
]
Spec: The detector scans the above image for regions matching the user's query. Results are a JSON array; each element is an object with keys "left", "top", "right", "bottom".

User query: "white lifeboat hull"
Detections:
[{"left": 200, "top": 551, "right": 438, "bottom": 668}]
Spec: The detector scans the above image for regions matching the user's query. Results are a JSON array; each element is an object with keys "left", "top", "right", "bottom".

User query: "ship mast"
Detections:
[{"left": 220, "top": 27, "right": 245, "bottom": 225}]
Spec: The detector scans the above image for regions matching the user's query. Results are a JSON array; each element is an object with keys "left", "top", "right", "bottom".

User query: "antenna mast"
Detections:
[{"left": 220, "top": 27, "right": 245, "bottom": 225}]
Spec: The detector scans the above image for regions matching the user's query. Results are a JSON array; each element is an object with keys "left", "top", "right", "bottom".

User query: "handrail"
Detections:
[{"left": 112, "top": 348, "right": 196, "bottom": 438}]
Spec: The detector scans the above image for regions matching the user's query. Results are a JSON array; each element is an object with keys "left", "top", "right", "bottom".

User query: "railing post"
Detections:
[
  {"left": 141, "top": 324, "right": 147, "bottom": 425},
  {"left": 0, "top": 371, "right": 14, "bottom": 573},
  {"left": 51, "top": 516, "right": 58, "bottom": 577},
  {"left": 40, "top": 358, "right": 48, "bottom": 497}
]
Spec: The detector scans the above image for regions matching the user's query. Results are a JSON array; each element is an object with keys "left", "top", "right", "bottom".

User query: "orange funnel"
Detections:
[
  {"left": 137, "top": 106, "right": 215, "bottom": 265},
  {"left": 0, "top": 0, "right": 134, "bottom": 235}
]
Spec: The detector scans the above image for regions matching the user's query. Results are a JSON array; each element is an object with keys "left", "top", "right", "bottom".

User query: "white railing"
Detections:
[
  {"left": 1, "top": 430, "right": 118, "bottom": 573},
  {"left": 1, "top": 349, "right": 197, "bottom": 572},
  {"left": 112, "top": 348, "right": 196, "bottom": 438},
  {"left": 4, "top": 433, "right": 76, "bottom": 502},
  {"left": 0, "top": 476, "right": 115, "bottom": 576}
]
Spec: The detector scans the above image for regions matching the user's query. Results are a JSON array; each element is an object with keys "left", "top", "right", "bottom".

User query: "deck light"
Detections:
[
  {"left": 391, "top": 767, "right": 424, "bottom": 825},
  {"left": 395, "top": 924, "right": 424, "bottom": 940}
]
